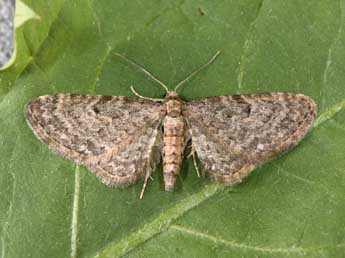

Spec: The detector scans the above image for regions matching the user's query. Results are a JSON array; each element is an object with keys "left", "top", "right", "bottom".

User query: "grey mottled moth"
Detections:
[{"left": 25, "top": 51, "right": 317, "bottom": 198}]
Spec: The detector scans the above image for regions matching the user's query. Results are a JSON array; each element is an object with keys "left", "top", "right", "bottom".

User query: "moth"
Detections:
[{"left": 25, "top": 51, "right": 317, "bottom": 198}]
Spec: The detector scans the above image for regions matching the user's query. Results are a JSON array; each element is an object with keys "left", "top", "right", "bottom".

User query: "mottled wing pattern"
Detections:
[
  {"left": 25, "top": 94, "right": 165, "bottom": 186},
  {"left": 183, "top": 93, "right": 317, "bottom": 184}
]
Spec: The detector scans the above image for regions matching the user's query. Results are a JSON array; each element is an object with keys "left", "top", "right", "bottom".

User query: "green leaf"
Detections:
[{"left": 1, "top": 1, "right": 345, "bottom": 258}]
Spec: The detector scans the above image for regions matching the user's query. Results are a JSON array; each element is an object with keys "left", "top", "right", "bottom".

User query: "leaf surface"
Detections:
[{"left": 1, "top": 1, "right": 345, "bottom": 258}]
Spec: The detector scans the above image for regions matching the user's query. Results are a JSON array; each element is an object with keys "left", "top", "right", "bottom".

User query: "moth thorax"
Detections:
[{"left": 166, "top": 99, "right": 182, "bottom": 117}]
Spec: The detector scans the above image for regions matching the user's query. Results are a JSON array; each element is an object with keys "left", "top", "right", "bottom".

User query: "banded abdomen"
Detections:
[{"left": 163, "top": 96, "right": 185, "bottom": 191}]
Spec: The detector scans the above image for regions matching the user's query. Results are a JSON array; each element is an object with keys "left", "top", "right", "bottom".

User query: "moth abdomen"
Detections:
[{"left": 162, "top": 105, "right": 185, "bottom": 191}]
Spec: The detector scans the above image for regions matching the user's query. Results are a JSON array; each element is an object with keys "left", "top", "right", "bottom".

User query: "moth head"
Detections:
[
  {"left": 165, "top": 91, "right": 183, "bottom": 116},
  {"left": 164, "top": 91, "right": 183, "bottom": 102},
  {"left": 165, "top": 91, "right": 179, "bottom": 99}
]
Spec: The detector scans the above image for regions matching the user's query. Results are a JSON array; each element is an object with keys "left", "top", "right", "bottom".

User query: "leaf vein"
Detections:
[
  {"left": 87, "top": 0, "right": 103, "bottom": 37},
  {"left": 277, "top": 166, "right": 336, "bottom": 201},
  {"left": 170, "top": 224, "right": 345, "bottom": 254},
  {"left": 313, "top": 98, "right": 345, "bottom": 128},
  {"left": 320, "top": 0, "right": 344, "bottom": 109},
  {"left": 0, "top": 136, "right": 20, "bottom": 258},
  {"left": 170, "top": 224, "right": 309, "bottom": 254},
  {"left": 90, "top": 44, "right": 112, "bottom": 94},
  {"left": 237, "top": 0, "right": 264, "bottom": 90},
  {"left": 94, "top": 184, "right": 226, "bottom": 258}
]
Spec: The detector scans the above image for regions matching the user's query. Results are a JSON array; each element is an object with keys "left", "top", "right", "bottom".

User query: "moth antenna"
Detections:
[
  {"left": 130, "top": 86, "right": 164, "bottom": 102},
  {"left": 114, "top": 52, "right": 169, "bottom": 93},
  {"left": 174, "top": 50, "right": 221, "bottom": 92}
]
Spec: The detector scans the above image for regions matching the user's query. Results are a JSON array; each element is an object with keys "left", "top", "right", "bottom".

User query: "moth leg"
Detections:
[
  {"left": 191, "top": 143, "right": 201, "bottom": 178},
  {"left": 185, "top": 128, "right": 200, "bottom": 177},
  {"left": 184, "top": 119, "right": 201, "bottom": 177},
  {"left": 140, "top": 165, "right": 152, "bottom": 199},
  {"left": 184, "top": 129, "right": 192, "bottom": 154},
  {"left": 152, "top": 128, "right": 163, "bottom": 164},
  {"left": 140, "top": 162, "right": 158, "bottom": 199},
  {"left": 139, "top": 129, "right": 163, "bottom": 199}
]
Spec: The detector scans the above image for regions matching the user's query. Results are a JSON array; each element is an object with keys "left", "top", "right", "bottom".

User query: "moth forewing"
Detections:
[
  {"left": 25, "top": 94, "right": 166, "bottom": 191},
  {"left": 183, "top": 93, "right": 317, "bottom": 184}
]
